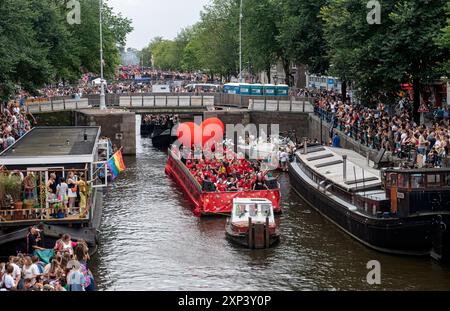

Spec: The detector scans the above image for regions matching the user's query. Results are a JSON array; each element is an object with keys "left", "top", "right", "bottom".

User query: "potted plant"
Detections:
[
  {"left": 4, "top": 175, "right": 23, "bottom": 210},
  {"left": 24, "top": 199, "right": 34, "bottom": 210},
  {"left": 0, "top": 175, "right": 8, "bottom": 210}
]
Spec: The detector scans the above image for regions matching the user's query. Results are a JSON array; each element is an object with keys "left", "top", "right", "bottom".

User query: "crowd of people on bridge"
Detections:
[
  {"left": 19, "top": 68, "right": 221, "bottom": 103},
  {"left": 0, "top": 101, "right": 33, "bottom": 153},
  {"left": 117, "top": 66, "right": 208, "bottom": 84},
  {"left": 314, "top": 91, "right": 450, "bottom": 167},
  {"left": 0, "top": 227, "right": 94, "bottom": 291}
]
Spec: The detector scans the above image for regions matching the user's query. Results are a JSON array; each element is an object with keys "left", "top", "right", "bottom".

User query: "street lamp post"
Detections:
[
  {"left": 99, "top": 0, "right": 106, "bottom": 110},
  {"left": 239, "top": 0, "right": 243, "bottom": 83}
]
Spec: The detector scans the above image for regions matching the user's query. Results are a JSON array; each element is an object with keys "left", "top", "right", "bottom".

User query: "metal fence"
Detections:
[
  {"left": 249, "top": 98, "right": 314, "bottom": 113},
  {"left": 26, "top": 98, "right": 90, "bottom": 114},
  {"left": 119, "top": 94, "right": 215, "bottom": 109},
  {"left": 314, "top": 107, "right": 448, "bottom": 166}
]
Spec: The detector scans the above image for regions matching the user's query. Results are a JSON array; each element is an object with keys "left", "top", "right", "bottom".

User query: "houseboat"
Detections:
[
  {"left": 165, "top": 146, "right": 282, "bottom": 216},
  {"left": 0, "top": 127, "right": 109, "bottom": 257},
  {"left": 225, "top": 198, "right": 280, "bottom": 248},
  {"left": 289, "top": 145, "right": 450, "bottom": 262}
]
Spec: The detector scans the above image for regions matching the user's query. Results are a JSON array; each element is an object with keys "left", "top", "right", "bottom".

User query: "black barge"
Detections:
[{"left": 288, "top": 145, "right": 450, "bottom": 262}]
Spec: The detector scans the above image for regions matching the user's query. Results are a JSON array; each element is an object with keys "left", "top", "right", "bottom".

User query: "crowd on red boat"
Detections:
[
  {"left": 183, "top": 146, "right": 274, "bottom": 192},
  {"left": 314, "top": 91, "right": 450, "bottom": 167},
  {"left": 0, "top": 228, "right": 94, "bottom": 291}
]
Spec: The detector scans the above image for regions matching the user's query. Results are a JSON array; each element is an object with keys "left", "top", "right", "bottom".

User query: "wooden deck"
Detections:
[
  {"left": 0, "top": 207, "right": 89, "bottom": 227},
  {"left": 297, "top": 146, "right": 382, "bottom": 192}
]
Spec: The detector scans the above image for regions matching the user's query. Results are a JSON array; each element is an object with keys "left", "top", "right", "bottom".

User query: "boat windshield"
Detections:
[
  {"left": 260, "top": 204, "right": 272, "bottom": 217},
  {"left": 234, "top": 203, "right": 273, "bottom": 220}
]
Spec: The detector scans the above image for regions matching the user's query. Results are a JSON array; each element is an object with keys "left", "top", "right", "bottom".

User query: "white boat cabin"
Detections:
[{"left": 231, "top": 198, "right": 276, "bottom": 225}]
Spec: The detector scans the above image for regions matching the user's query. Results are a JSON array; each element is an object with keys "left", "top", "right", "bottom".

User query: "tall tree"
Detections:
[
  {"left": 278, "top": 0, "right": 329, "bottom": 85},
  {"left": 242, "top": 0, "right": 281, "bottom": 83},
  {"left": 436, "top": 2, "right": 450, "bottom": 76},
  {"left": 322, "top": 0, "right": 448, "bottom": 117},
  {"left": 0, "top": 0, "right": 133, "bottom": 100}
]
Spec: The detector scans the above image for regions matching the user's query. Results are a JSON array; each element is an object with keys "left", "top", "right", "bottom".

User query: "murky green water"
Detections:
[{"left": 90, "top": 119, "right": 450, "bottom": 291}]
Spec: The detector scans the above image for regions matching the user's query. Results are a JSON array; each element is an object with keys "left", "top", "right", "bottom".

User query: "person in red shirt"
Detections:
[
  {"left": 236, "top": 178, "right": 245, "bottom": 190},
  {"left": 186, "top": 160, "right": 194, "bottom": 170},
  {"left": 197, "top": 160, "right": 205, "bottom": 171},
  {"left": 216, "top": 179, "right": 227, "bottom": 192}
]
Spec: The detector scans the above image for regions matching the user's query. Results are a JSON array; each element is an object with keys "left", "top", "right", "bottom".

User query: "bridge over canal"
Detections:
[{"left": 26, "top": 93, "right": 316, "bottom": 156}]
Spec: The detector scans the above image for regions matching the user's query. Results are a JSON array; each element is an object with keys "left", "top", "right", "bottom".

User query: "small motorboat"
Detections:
[{"left": 225, "top": 198, "right": 280, "bottom": 249}]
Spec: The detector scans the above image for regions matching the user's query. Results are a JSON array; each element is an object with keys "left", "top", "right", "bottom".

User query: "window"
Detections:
[
  {"left": 248, "top": 204, "right": 257, "bottom": 217},
  {"left": 398, "top": 174, "right": 409, "bottom": 188},
  {"left": 427, "top": 174, "right": 441, "bottom": 187},
  {"left": 235, "top": 204, "right": 246, "bottom": 217},
  {"left": 446, "top": 174, "right": 450, "bottom": 186},
  {"left": 411, "top": 174, "right": 425, "bottom": 189},
  {"left": 260, "top": 204, "right": 272, "bottom": 217},
  {"left": 385, "top": 173, "right": 391, "bottom": 184}
]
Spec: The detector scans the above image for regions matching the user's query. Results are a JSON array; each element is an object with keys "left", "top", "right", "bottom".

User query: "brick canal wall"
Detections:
[
  {"left": 75, "top": 110, "right": 136, "bottom": 156},
  {"left": 33, "top": 111, "right": 76, "bottom": 127},
  {"left": 204, "top": 111, "right": 310, "bottom": 139},
  {"left": 33, "top": 109, "right": 388, "bottom": 161}
]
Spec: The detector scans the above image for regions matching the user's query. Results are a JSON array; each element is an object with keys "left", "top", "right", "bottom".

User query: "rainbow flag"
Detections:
[
  {"left": 107, "top": 150, "right": 126, "bottom": 180},
  {"left": 113, "top": 150, "right": 126, "bottom": 172}
]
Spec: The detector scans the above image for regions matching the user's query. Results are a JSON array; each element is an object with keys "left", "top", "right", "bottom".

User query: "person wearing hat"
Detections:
[{"left": 26, "top": 226, "right": 45, "bottom": 255}]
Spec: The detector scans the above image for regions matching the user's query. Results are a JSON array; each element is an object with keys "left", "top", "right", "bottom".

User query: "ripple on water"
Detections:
[{"left": 90, "top": 135, "right": 450, "bottom": 291}]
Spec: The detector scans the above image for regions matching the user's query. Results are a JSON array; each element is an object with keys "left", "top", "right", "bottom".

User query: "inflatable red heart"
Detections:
[
  {"left": 201, "top": 117, "right": 225, "bottom": 147},
  {"left": 176, "top": 122, "right": 201, "bottom": 147}
]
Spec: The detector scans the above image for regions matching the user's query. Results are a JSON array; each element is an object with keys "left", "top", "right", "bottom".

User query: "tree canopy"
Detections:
[
  {"left": 321, "top": 0, "right": 448, "bottom": 118},
  {"left": 0, "top": 0, "right": 133, "bottom": 100}
]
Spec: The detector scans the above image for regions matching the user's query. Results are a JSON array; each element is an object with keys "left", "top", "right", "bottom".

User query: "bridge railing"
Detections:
[
  {"left": 248, "top": 98, "right": 314, "bottom": 113},
  {"left": 26, "top": 98, "right": 91, "bottom": 114},
  {"left": 119, "top": 94, "right": 215, "bottom": 109}
]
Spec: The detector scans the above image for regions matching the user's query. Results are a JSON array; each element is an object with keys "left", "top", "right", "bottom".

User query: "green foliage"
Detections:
[
  {"left": 277, "top": 0, "right": 329, "bottom": 75},
  {"left": 242, "top": 0, "right": 281, "bottom": 79},
  {"left": 321, "top": 0, "right": 448, "bottom": 109},
  {"left": 0, "top": 0, "right": 133, "bottom": 100},
  {"left": 436, "top": 2, "right": 450, "bottom": 74},
  {"left": 0, "top": 175, "right": 23, "bottom": 202},
  {"left": 140, "top": 0, "right": 240, "bottom": 78}
]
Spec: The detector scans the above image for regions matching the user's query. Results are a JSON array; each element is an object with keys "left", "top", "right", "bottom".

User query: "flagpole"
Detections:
[{"left": 99, "top": 0, "right": 106, "bottom": 110}]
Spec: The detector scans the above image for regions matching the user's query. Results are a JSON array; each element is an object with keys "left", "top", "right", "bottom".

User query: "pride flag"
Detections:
[
  {"left": 113, "top": 150, "right": 126, "bottom": 172},
  {"left": 107, "top": 150, "right": 126, "bottom": 180}
]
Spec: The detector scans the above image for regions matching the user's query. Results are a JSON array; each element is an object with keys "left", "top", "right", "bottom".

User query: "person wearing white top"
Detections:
[
  {"left": 21, "top": 257, "right": 40, "bottom": 286},
  {"left": 1, "top": 265, "right": 16, "bottom": 290},
  {"left": 3, "top": 257, "right": 22, "bottom": 286}
]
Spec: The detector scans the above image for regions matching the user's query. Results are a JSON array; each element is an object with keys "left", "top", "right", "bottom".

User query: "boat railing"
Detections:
[
  {"left": 168, "top": 146, "right": 203, "bottom": 192},
  {"left": 0, "top": 206, "right": 88, "bottom": 224}
]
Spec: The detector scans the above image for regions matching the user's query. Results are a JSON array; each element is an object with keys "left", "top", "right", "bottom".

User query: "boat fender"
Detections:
[
  {"left": 435, "top": 215, "right": 447, "bottom": 233},
  {"left": 95, "top": 232, "right": 100, "bottom": 244}
]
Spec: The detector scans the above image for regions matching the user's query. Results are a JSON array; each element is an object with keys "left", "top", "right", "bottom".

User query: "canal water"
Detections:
[{"left": 90, "top": 121, "right": 450, "bottom": 291}]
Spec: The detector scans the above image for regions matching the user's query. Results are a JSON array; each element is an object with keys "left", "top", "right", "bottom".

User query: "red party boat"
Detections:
[{"left": 165, "top": 146, "right": 282, "bottom": 216}]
